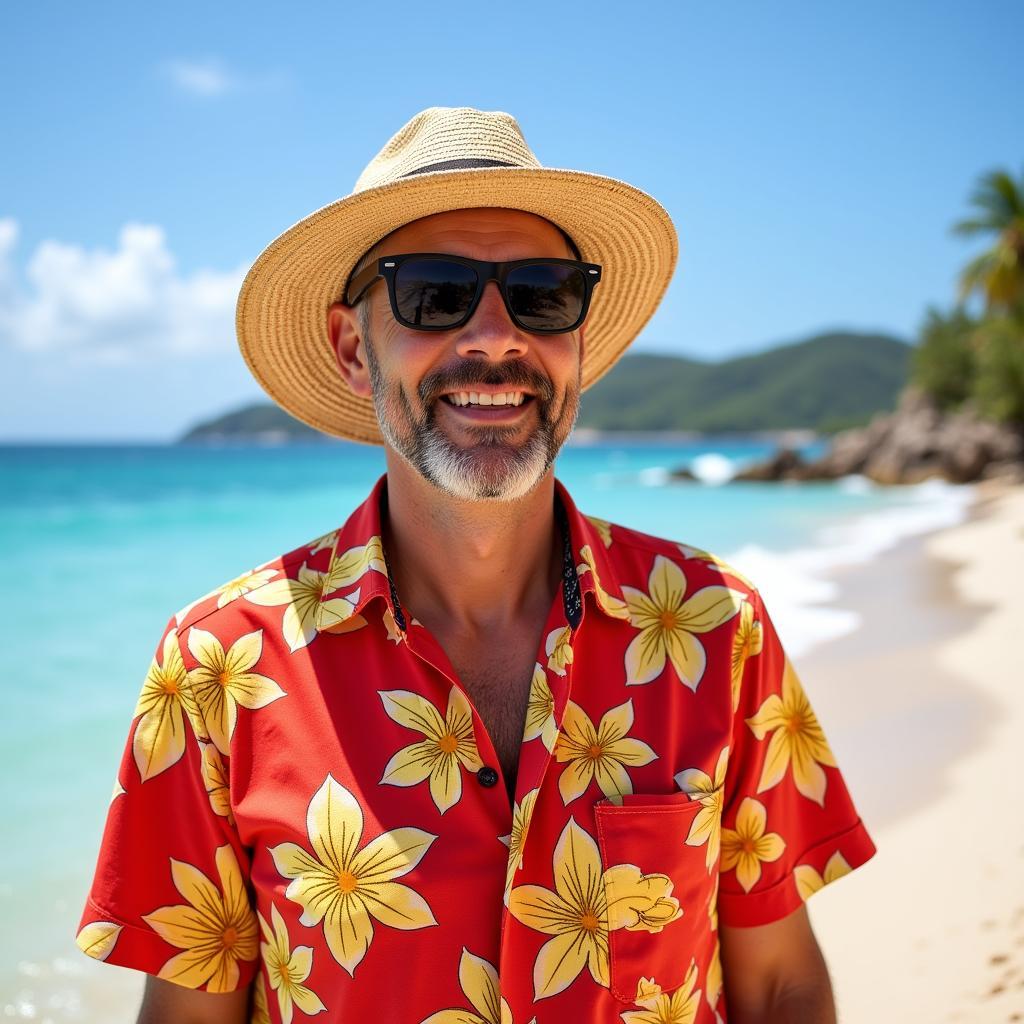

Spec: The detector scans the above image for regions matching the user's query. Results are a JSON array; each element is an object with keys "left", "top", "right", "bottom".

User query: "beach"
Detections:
[{"left": 802, "top": 478, "right": 1024, "bottom": 1022}]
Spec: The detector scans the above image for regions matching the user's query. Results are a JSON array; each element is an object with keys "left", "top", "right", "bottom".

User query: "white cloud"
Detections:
[
  {"left": 161, "top": 57, "right": 235, "bottom": 97},
  {"left": 0, "top": 218, "right": 246, "bottom": 362},
  {"left": 158, "top": 57, "right": 288, "bottom": 98}
]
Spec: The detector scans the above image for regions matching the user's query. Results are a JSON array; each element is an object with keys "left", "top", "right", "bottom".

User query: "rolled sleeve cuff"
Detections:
[{"left": 717, "top": 818, "right": 877, "bottom": 928}]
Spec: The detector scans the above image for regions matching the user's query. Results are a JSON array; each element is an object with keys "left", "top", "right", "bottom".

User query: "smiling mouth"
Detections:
[{"left": 440, "top": 390, "right": 533, "bottom": 408}]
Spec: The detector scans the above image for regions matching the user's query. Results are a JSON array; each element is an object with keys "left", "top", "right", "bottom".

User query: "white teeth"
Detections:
[{"left": 446, "top": 390, "right": 527, "bottom": 407}]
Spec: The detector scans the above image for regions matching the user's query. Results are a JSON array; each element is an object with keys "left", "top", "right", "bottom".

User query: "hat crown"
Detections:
[{"left": 353, "top": 106, "right": 542, "bottom": 193}]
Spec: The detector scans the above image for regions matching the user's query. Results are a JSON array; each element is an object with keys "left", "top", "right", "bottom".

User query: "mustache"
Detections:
[{"left": 418, "top": 360, "right": 555, "bottom": 405}]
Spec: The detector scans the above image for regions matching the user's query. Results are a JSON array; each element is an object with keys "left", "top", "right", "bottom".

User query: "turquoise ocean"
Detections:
[{"left": 0, "top": 439, "right": 974, "bottom": 1020}]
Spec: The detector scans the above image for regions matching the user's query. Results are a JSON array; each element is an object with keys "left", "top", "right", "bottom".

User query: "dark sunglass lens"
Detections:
[
  {"left": 394, "top": 259, "right": 477, "bottom": 327},
  {"left": 506, "top": 264, "right": 586, "bottom": 330}
]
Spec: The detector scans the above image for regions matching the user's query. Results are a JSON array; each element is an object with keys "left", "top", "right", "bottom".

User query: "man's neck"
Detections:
[{"left": 379, "top": 453, "right": 562, "bottom": 635}]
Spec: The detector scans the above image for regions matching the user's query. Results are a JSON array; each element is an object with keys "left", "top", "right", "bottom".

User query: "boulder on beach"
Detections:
[{"left": 728, "top": 387, "right": 1024, "bottom": 485}]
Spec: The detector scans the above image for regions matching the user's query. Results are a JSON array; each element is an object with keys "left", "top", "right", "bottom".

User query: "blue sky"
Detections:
[{"left": 1, "top": 0, "right": 1021, "bottom": 440}]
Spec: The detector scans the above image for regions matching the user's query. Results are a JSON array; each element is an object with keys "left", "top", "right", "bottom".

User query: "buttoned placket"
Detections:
[
  {"left": 377, "top": 493, "right": 587, "bottom": 880},
  {"left": 378, "top": 494, "right": 583, "bottom": 814}
]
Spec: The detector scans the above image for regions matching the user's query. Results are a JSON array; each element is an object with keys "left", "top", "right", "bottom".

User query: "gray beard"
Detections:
[{"left": 364, "top": 340, "right": 579, "bottom": 502}]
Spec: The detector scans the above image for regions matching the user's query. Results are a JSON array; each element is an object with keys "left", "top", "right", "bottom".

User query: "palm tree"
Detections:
[{"left": 953, "top": 167, "right": 1024, "bottom": 312}]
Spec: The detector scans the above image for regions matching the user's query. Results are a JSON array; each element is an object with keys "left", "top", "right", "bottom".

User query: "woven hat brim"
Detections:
[{"left": 236, "top": 166, "right": 678, "bottom": 444}]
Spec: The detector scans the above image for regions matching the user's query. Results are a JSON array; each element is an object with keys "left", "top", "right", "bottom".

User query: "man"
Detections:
[{"left": 78, "top": 107, "right": 875, "bottom": 1023}]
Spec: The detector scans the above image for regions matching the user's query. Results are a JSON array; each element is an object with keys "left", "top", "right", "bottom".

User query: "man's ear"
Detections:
[{"left": 327, "top": 303, "right": 372, "bottom": 398}]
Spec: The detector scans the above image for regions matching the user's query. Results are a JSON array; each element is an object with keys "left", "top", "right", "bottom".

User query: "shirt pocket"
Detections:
[{"left": 594, "top": 790, "right": 721, "bottom": 1004}]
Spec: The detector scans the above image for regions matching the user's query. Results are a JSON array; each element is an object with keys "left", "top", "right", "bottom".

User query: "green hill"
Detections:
[
  {"left": 578, "top": 332, "right": 912, "bottom": 433},
  {"left": 180, "top": 330, "right": 912, "bottom": 441},
  {"left": 179, "top": 403, "right": 325, "bottom": 442}
]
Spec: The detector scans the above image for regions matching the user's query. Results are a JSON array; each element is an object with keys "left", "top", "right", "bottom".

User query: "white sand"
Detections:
[{"left": 807, "top": 481, "right": 1024, "bottom": 1022}]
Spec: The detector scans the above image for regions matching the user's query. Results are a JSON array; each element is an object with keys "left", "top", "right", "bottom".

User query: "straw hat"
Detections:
[{"left": 236, "top": 106, "right": 678, "bottom": 444}]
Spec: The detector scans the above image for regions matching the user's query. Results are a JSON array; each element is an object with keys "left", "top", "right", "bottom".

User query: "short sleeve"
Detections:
[
  {"left": 717, "top": 588, "right": 876, "bottom": 927},
  {"left": 75, "top": 615, "right": 259, "bottom": 992}
]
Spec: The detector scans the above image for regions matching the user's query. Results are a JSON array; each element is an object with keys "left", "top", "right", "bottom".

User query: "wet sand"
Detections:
[{"left": 803, "top": 479, "right": 1024, "bottom": 1022}]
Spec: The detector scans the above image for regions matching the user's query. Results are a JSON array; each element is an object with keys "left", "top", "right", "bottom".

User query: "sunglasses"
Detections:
[{"left": 345, "top": 253, "right": 602, "bottom": 334}]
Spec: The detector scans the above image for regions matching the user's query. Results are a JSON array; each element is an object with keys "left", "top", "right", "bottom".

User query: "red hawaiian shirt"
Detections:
[{"left": 78, "top": 475, "right": 875, "bottom": 1023}]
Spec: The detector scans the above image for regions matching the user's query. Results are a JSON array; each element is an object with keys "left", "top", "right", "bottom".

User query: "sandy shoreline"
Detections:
[{"left": 802, "top": 478, "right": 1024, "bottom": 1022}]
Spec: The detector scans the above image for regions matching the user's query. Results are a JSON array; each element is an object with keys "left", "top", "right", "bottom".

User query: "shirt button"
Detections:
[{"left": 477, "top": 766, "right": 500, "bottom": 788}]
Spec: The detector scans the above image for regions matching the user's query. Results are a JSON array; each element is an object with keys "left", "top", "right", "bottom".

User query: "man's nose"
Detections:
[{"left": 453, "top": 281, "right": 529, "bottom": 361}]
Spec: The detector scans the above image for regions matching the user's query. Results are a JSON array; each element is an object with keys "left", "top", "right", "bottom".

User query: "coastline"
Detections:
[{"left": 799, "top": 478, "right": 1024, "bottom": 1021}]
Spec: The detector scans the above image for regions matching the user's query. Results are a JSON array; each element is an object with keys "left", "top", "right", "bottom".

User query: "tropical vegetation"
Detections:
[{"left": 911, "top": 166, "right": 1024, "bottom": 425}]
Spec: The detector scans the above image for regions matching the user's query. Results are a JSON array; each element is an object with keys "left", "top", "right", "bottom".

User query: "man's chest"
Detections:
[{"left": 445, "top": 640, "right": 538, "bottom": 799}]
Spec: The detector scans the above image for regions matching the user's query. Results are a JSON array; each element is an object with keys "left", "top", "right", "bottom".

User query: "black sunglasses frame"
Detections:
[{"left": 344, "top": 253, "right": 602, "bottom": 334}]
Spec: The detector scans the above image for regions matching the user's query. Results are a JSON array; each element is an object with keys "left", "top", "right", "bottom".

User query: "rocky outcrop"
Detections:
[{"left": 732, "top": 388, "right": 1024, "bottom": 485}]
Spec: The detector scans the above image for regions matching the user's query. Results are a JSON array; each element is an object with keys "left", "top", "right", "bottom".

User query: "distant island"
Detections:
[{"left": 179, "top": 330, "right": 912, "bottom": 442}]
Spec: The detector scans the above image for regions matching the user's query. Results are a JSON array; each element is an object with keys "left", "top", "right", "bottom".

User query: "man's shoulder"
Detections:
[
  {"left": 588, "top": 513, "right": 759, "bottom": 597},
  {"left": 171, "top": 525, "right": 342, "bottom": 634}
]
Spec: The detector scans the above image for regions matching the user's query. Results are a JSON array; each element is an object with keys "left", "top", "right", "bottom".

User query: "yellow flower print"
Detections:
[
  {"left": 110, "top": 779, "right": 125, "bottom": 804},
  {"left": 509, "top": 818, "right": 610, "bottom": 999},
  {"left": 586, "top": 515, "right": 613, "bottom": 548},
  {"left": 245, "top": 563, "right": 355, "bottom": 652},
  {"left": 555, "top": 700, "right": 657, "bottom": 805},
  {"left": 316, "top": 592, "right": 367, "bottom": 636},
  {"left": 215, "top": 568, "right": 280, "bottom": 608},
  {"left": 603, "top": 864, "right": 681, "bottom": 933},
  {"left": 795, "top": 851, "right": 852, "bottom": 901},
  {"left": 545, "top": 626, "right": 573, "bottom": 676},
  {"left": 132, "top": 629, "right": 201, "bottom": 781},
  {"left": 730, "top": 601, "right": 763, "bottom": 710},
  {"left": 499, "top": 788, "right": 539, "bottom": 905},
  {"left": 634, "top": 977, "right": 662, "bottom": 1007},
  {"left": 252, "top": 974, "right": 272, "bottom": 1024},
  {"left": 269, "top": 775, "right": 437, "bottom": 976},
  {"left": 705, "top": 939, "right": 722, "bottom": 1010},
  {"left": 509, "top": 818, "right": 677, "bottom": 1000},
  {"left": 621, "top": 960, "right": 701, "bottom": 1023},
  {"left": 307, "top": 529, "right": 338, "bottom": 555},
  {"left": 745, "top": 658, "right": 837, "bottom": 806},
  {"left": 143, "top": 845, "right": 258, "bottom": 992},
  {"left": 708, "top": 874, "right": 719, "bottom": 931},
  {"left": 677, "top": 544, "right": 755, "bottom": 590},
  {"left": 420, "top": 948, "right": 512, "bottom": 1024},
  {"left": 577, "top": 545, "right": 629, "bottom": 619},
  {"left": 328, "top": 536, "right": 387, "bottom": 589},
  {"left": 622, "top": 556, "right": 745, "bottom": 689},
  {"left": 258, "top": 902, "right": 327, "bottom": 1024},
  {"left": 522, "top": 664, "right": 557, "bottom": 752},
  {"left": 720, "top": 798, "right": 785, "bottom": 893},
  {"left": 382, "top": 607, "right": 403, "bottom": 643},
  {"left": 199, "top": 742, "right": 233, "bottom": 824},
  {"left": 187, "top": 628, "right": 285, "bottom": 755},
  {"left": 379, "top": 687, "right": 484, "bottom": 814},
  {"left": 173, "top": 568, "right": 281, "bottom": 625},
  {"left": 75, "top": 921, "right": 122, "bottom": 962},
  {"left": 674, "top": 746, "right": 729, "bottom": 870}
]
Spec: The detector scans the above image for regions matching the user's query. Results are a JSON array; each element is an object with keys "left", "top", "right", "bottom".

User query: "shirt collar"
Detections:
[{"left": 315, "top": 475, "right": 629, "bottom": 636}]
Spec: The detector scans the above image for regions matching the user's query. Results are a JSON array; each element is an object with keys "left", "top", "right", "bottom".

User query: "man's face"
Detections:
[{"left": 351, "top": 208, "right": 584, "bottom": 502}]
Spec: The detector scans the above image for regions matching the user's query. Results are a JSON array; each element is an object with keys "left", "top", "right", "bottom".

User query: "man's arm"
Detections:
[
  {"left": 136, "top": 976, "right": 251, "bottom": 1024},
  {"left": 719, "top": 904, "right": 836, "bottom": 1024}
]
